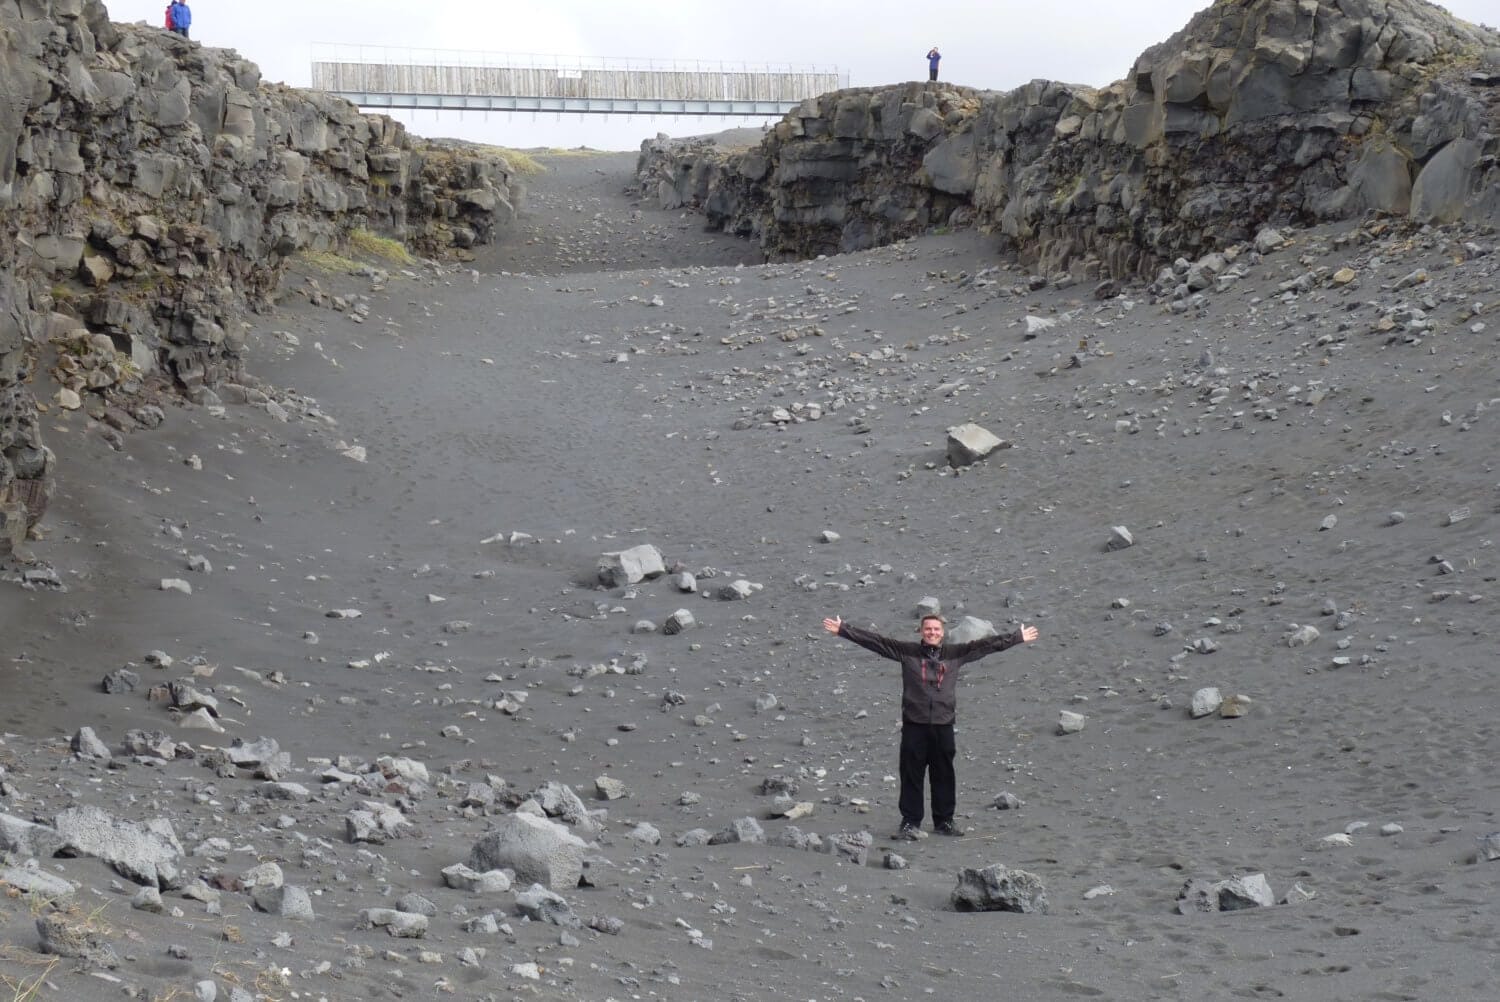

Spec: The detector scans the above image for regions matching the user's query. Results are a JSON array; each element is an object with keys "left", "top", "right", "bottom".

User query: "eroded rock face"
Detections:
[
  {"left": 0, "top": 0, "right": 517, "bottom": 550},
  {"left": 636, "top": 0, "right": 1498, "bottom": 279}
]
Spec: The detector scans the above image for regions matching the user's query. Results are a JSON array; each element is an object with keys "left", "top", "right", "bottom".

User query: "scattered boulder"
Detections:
[
  {"left": 952, "top": 865, "right": 1049, "bottom": 913},
  {"left": 37, "top": 911, "right": 119, "bottom": 968},
  {"left": 0, "top": 864, "right": 76, "bottom": 900},
  {"left": 514, "top": 883, "right": 581, "bottom": 927},
  {"left": 1219, "top": 694, "right": 1253, "bottom": 718},
  {"left": 1177, "top": 873, "right": 1276, "bottom": 913},
  {"left": 1057, "top": 710, "right": 1088, "bottom": 734},
  {"left": 53, "top": 806, "right": 184, "bottom": 889},
  {"left": 828, "top": 831, "right": 873, "bottom": 866},
  {"left": 467, "top": 814, "right": 586, "bottom": 890},
  {"left": 0, "top": 815, "right": 66, "bottom": 860},
  {"left": 252, "top": 884, "right": 315, "bottom": 921},
  {"left": 1190, "top": 687, "right": 1223, "bottom": 718},
  {"left": 358, "top": 908, "right": 429, "bottom": 938},
  {"left": 442, "top": 863, "right": 513, "bottom": 893},
  {"left": 947, "top": 423, "right": 1009, "bottom": 467},
  {"left": 70, "top": 727, "right": 111, "bottom": 761},
  {"left": 947, "top": 616, "right": 999, "bottom": 645},
  {"left": 598, "top": 544, "right": 666, "bottom": 587},
  {"left": 708, "top": 817, "right": 766, "bottom": 845},
  {"left": 594, "top": 775, "right": 631, "bottom": 801}
]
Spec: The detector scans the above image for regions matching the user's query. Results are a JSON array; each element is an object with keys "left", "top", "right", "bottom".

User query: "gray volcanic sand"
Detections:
[{"left": 2, "top": 149, "right": 1500, "bottom": 1001}]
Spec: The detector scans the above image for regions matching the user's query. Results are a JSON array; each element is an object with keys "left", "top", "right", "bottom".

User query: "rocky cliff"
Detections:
[
  {"left": 637, "top": 0, "right": 1499, "bottom": 278},
  {"left": 0, "top": 0, "right": 517, "bottom": 554}
]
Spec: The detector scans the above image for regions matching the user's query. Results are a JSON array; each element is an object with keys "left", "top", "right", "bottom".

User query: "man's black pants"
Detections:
[{"left": 899, "top": 721, "right": 955, "bottom": 827}]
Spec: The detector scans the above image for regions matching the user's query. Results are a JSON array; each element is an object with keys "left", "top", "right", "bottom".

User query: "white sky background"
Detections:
[{"left": 119, "top": 0, "right": 1496, "bottom": 151}]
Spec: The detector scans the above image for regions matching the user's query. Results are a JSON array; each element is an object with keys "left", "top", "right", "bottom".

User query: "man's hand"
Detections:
[
  {"left": 822, "top": 616, "right": 843, "bottom": 635},
  {"left": 1019, "top": 624, "right": 1039, "bottom": 643}
]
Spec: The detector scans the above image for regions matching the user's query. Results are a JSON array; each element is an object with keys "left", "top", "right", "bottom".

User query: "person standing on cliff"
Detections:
[
  {"left": 168, "top": 0, "right": 191, "bottom": 38},
  {"left": 823, "top": 612, "right": 1038, "bottom": 839},
  {"left": 926, "top": 47, "right": 941, "bottom": 82}
]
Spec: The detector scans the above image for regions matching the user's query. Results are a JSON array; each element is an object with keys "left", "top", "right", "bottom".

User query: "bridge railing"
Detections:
[{"left": 309, "top": 44, "right": 847, "bottom": 103}]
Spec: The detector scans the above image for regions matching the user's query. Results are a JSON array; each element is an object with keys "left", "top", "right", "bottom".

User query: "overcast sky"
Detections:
[{"left": 122, "top": 0, "right": 1495, "bottom": 150}]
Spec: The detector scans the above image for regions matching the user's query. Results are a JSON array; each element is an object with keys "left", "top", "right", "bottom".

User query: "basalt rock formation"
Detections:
[
  {"left": 636, "top": 0, "right": 1499, "bottom": 276},
  {"left": 0, "top": 0, "right": 516, "bottom": 554}
]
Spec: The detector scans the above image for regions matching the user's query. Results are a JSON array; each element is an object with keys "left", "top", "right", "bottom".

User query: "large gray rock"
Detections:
[
  {"left": 1177, "top": 873, "right": 1276, "bottom": 913},
  {"left": 37, "top": 911, "right": 119, "bottom": 968},
  {"left": 252, "top": 884, "right": 315, "bottom": 921},
  {"left": 952, "top": 864, "right": 1049, "bottom": 913},
  {"left": 0, "top": 864, "right": 76, "bottom": 899},
  {"left": 358, "top": 908, "right": 428, "bottom": 938},
  {"left": 1411, "top": 138, "right": 1483, "bottom": 224},
  {"left": 946, "top": 616, "right": 1000, "bottom": 645},
  {"left": 1333, "top": 135, "right": 1412, "bottom": 216},
  {"left": 468, "top": 814, "right": 586, "bottom": 891},
  {"left": 529, "top": 780, "right": 593, "bottom": 827},
  {"left": 441, "top": 862, "right": 512, "bottom": 893},
  {"left": 70, "top": 726, "right": 112, "bottom": 761},
  {"left": 708, "top": 817, "right": 766, "bottom": 845},
  {"left": 0, "top": 814, "right": 66, "bottom": 860},
  {"left": 53, "top": 805, "right": 184, "bottom": 889},
  {"left": 946, "top": 423, "right": 1008, "bottom": 467},
  {"left": 514, "top": 883, "right": 581, "bottom": 927},
  {"left": 597, "top": 544, "right": 667, "bottom": 587}
]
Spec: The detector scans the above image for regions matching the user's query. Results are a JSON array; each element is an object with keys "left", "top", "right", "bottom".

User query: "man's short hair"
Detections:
[{"left": 919, "top": 614, "right": 945, "bottom": 626}]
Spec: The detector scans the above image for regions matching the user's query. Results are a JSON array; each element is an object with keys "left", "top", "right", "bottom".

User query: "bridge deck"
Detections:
[{"left": 310, "top": 46, "right": 845, "bottom": 117}]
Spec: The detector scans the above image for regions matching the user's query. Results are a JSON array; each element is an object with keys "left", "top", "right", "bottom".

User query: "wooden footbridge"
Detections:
[{"left": 311, "top": 44, "right": 848, "bottom": 117}]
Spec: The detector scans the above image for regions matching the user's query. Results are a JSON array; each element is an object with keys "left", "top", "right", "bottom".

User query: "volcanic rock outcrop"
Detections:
[
  {"left": 0, "top": 0, "right": 516, "bottom": 554},
  {"left": 637, "top": 0, "right": 1499, "bottom": 275}
]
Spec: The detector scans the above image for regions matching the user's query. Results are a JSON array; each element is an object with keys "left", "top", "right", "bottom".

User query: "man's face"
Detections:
[{"left": 920, "top": 618, "right": 945, "bottom": 644}]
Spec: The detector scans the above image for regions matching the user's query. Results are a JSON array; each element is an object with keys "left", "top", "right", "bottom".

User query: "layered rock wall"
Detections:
[
  {"left": 636, "top": 0, "right": 1499, "bottom": 279},
  {"left": 0, "top": 0, "right": 516, "bottom": 553}
]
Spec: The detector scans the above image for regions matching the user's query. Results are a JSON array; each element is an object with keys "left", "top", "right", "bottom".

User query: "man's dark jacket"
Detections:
[{"left": 836, "top": 623, "right": 1022, "bottom": 724}]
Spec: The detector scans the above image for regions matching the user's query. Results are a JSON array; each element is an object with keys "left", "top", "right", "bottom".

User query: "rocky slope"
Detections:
[
  {"left": 0, "top": 0, "right": 516, "bottom": 555},
  {"left": 635, "top": 0, "right": 1500, "bottom": 275}
]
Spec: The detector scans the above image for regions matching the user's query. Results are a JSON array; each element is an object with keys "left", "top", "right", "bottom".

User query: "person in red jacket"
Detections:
[{"left": 823, "top": 612, "right": 1038, "bottom": 839}]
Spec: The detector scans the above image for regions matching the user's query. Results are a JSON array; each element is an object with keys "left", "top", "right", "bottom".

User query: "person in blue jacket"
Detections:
[
  {"left": 168, "top": 0, "right": 191, "bottom": 38},
  {"left": 926, "top": 46, "right": 941, "bottom": 82},
  {"left": 824, "top": 612, "right": 1039, "bottom": 839}
]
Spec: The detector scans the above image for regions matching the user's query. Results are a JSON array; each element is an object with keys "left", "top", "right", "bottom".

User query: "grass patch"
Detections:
[
  {"left": 0, "top": 955, "right": 58, "bottom": 1002},
  {"left": 349, "top": 228, "right": 413, "bottom": 265},
  {"left": 474, "top": 146, "right": 546, "bottom": 176},
  {"left": 295, "top": 249, "right": 362, "bottom": 274}
]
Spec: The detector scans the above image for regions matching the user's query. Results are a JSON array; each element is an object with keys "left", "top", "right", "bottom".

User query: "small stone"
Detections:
[
  {"left": 132, "top": 885, "right": 165, "bottom": 912},
  {"left": 1286, "top": 624, "right": 1320, "bottom": 648},
  {"left": 1219, "top": 694, "right": 1252, "bottom": 718},
  {"left": 1190, "top": 687, "right": 1223, "bottom": 718},
  {"left": 71, "top": 727, "right": 112, "bottom": 761},
  {"left": 946, "top": 422, "right": 1009, "bottom": 467},
  {"left": 594, "top": 775, "right": 630, "bottom": 800}
]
